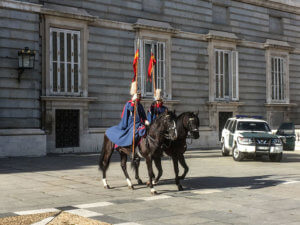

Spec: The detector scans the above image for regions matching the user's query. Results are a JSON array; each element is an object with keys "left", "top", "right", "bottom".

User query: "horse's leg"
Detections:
[
  {"left": 153, "top": 157, "right": 163, "bottom": 185},
  {"left": 120, "top": 151, "right": 133, "bottom": 189},
  {"left": 99, "top": 135, "right": 114, "bottom": 189},
  {"left": 133, "top": 154, "right": 143, "bottom": 185},
  {"left": 178, "top": 154, "right": 189, "bottom": 180},
  {"left": 146, "top": 159, "right": 156, "bottom": 186},
  {"left": 146, "top": 156, "right": 157, "bottom": 195},
  {"left": 172, "top": 155, "right": 183, "bottom": 191}
]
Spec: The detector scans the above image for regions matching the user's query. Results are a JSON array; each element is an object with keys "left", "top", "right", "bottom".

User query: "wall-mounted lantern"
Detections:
[{"left": 18, "top": 47, "right": 36, "bottom": 81}]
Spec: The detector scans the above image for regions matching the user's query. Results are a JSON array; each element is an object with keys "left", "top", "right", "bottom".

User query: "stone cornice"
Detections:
[
  {"left": 206, "top": 101, "right": 245, "bottom": 107},
  {"left": 264, "top": 39, "right": 294, "bottom": 52},
  {"left": 133, "top": 19, "right": 178, "bottom": 34},
  {"left": 41, "top": 8, "right": 97, "bottom": 22},
  {"left": 206, "top": 30, "right": 240, "bottom": 43},
  {"left": 41, "top": 96, "right": 98, "bottom": 102}
]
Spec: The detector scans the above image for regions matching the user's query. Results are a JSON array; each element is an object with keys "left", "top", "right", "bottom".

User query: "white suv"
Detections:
[{"left": 221, "top": 116, "right": 283, "bottom": 162}]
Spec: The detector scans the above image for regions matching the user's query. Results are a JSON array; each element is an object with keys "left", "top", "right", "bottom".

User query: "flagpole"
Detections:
[{"left": 132, "top": 40, "right": 139, "bottom": 158}]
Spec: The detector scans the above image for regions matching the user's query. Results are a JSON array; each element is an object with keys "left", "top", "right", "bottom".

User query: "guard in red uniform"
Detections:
[{"left": 147, "top": 89, "right": 168, "bottom": 124}]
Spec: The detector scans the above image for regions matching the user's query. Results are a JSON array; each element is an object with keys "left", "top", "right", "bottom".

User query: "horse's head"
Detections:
[
  {"left": 160, "top": 110, "right": 177, "bottom": 141},
  {"left": 184, "top": 112, "right": 200, "bottom": 139}
]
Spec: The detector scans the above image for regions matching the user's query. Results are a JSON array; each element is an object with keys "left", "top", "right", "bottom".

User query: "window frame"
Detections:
[
  {"left": 135, "top": 34, "right": 171, "bottom": 100},
  {"left": 50, "top": 28, "right": 81, "bottom": 96},
  {"left": 139, "top": 39, "right": 166, "bottom": 98},
  {"left": 271, "top": 56, "right": 285, "bottom": 102},
  {"left": 265, "top": 48, "right": 290, "bottom": 104},
  {"left": 214, "top": 49, "right": 239, "bottom": 101}
]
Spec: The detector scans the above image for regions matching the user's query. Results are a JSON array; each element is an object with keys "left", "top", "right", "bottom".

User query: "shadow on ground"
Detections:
[
  {"left": 1, "top": 150, "right": 299, "bottom": 174},
  {"left": 0, "top": 153, "right": 101, "bottom": 174},
  {"left": 157, "top": 174, "right": 284, "bottom": 192}
]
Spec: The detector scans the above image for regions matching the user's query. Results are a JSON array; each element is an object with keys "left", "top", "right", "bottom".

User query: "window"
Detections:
[
  {"left": 229, "top": 120, "right": 237, "bottom": 133},
  {"left": 269, "top": 16, "right": 283, "bottom": 34},
  {"left": 237, "top": 122, "right": 271, "bottom": 132},
  {"left": 212, "top": 4, "right": 228, "bottom": 25},
  {"left": 224, "top": 119, "right": 231, "bottom": 129},
  {"left": 271, "top": 57, "right": 285, "bottom": 101},
  {"left": 50, "top": 28, "right": 81, "bottom": 95},
  {"left": 215, "top": 49, "right": 239, "bottom": 100},
  {"left": 139, "top": 40, "right": 166, "bottom": 97}
]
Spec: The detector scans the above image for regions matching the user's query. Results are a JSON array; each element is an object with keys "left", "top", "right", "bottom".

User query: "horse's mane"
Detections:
[
  {"left": 176, "top": 112, "right": 199, "bottom": 135},
  {"left": 147, "top": 111, "right": 176, "bottom": 134}
]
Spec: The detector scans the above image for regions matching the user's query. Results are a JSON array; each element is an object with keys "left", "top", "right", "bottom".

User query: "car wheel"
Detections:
[
  {"left": 221, "top": 142, "right": 229, "bottom": 156},
  {"left": 232, "top": 145, "right": 244, "bottom": 161},
  {"left": 269, "top": 153, "right": 282, "bottom": 162}
]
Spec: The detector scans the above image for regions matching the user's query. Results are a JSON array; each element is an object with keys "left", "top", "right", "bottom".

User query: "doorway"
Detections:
[{"left": 219, "top": 112, "right": 233, "bottom": 140}]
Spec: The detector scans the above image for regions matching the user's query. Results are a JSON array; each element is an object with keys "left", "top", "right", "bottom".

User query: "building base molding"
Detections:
[{"left": 0, "top": 129, "right": 46, "bottom": 157}]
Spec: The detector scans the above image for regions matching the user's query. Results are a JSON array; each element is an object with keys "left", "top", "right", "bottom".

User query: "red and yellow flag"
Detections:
[
  {"left": 147, "top": 52, "right": 156, "bottom": 82},
  {"left": 132, "top": 49, "right": 139, "bottom": 82}
]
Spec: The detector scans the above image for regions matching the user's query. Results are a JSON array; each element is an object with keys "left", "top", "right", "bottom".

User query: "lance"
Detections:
[{"left": 132, "top": 41, "right": 139, "bottom": 158}]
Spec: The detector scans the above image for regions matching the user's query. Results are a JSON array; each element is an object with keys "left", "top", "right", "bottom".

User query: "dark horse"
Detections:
[
  {"left": 99, "top": 111, "right": 177, "bottom": 194},
  {"left": 151, "top": 112, "right": 200, "bottom": 191}
]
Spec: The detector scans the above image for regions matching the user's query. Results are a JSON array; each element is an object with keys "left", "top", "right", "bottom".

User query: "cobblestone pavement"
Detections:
[{"left": 0, "top": 149, "right": 300, "bottom": 225}]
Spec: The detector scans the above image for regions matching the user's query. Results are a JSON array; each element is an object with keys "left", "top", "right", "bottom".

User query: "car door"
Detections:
[
  {"left": 223, "top": 120, "right": 232, "bottom": 149},
  {"left": 276, "top": 122, "right": 295, "bottom": 150},
  {"left": 229, "top": 120, "right": 237, "bottom": 149}
]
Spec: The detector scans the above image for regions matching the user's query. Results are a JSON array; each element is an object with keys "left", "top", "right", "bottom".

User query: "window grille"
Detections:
[
  {"left": 215, "top": 49, "right": 239, "bottom": 101},
  {"left": 271, "top": 57, "right": 285, "bottom": 101},
  {"left": 50, "top": 28, "right": 81, "bottom": 95},
  {"left": 138, "top": 40, "right": 166, "bottom": 97}
]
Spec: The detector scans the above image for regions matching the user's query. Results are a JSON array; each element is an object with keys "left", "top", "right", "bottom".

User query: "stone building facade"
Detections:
[{"left": 0, "top": 0, "right": 300, "bottom": 157}]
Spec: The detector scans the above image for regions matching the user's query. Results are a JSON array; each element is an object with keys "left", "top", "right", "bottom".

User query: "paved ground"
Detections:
[{"left": 0, "top": 148, "right": 300, "bottom": 225}]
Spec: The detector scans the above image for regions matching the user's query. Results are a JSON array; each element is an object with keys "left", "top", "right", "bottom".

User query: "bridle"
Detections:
[
  {"left": 186, "top": 115, "right": 199, "bottom": 140},
  {"left": 164, "top": 115, "right": 177, "bottom": 140},
  {"left": 146, "top": 114, "right": 177, "bottom": 148}
]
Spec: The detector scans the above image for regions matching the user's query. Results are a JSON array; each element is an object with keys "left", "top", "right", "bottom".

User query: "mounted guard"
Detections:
[
  {"left": 105, "top": 81, "right": 149, "bottom": 148},
  {"left": 147, "top": 89, "right": 168, "bottom": 124}
]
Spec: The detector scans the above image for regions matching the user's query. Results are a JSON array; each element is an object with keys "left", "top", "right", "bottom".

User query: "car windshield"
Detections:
[{"left": 237, "top": 121, "right": 271, "bottom": 132}]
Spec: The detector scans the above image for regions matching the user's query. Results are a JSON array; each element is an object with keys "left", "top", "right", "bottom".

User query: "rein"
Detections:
[{"left": 146, "top": 113, "right": 177, "bottom": 148}]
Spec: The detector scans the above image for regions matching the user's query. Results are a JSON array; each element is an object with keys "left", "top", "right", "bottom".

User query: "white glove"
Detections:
[
  {"left": 145, "top": 120, "right": 150, "bottom": 126},
  {"left": 132, "top": 93, "right": 137, "bottom": 102}
]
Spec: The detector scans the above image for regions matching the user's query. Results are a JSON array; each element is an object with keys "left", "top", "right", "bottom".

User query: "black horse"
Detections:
[
  {"left": 151, "top": 112, "right": 200, "bottom": 191},
  {"left": 99, "top": 111, "right": 177, "bottom": 194}
]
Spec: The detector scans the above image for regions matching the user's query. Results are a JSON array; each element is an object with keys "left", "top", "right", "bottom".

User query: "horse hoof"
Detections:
[
  {"left": 152, "top": 180, "right": 158, "bottom": 185},
  {"left": 104, "top": 185, "right": 110, "bottom": 189},
  {"left": 178, "top": 185, "right": 183, "bottom": 191},
  {"left": 146, "top": 181, "right": 150, "bottom": 187},
  {"left": 137, "top": 179, "right": 143, "bottom": 185},
  {"left": 128, "top": 185, "right": 134, "bottom": 190},
  {"left": 151, "top": 188, "right": 157, "bottom": 195}
]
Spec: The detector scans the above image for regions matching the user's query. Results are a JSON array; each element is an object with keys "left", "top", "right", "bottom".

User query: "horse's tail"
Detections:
[{"left": 98, "top": 134, "right": 113, "bottom": 171}]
